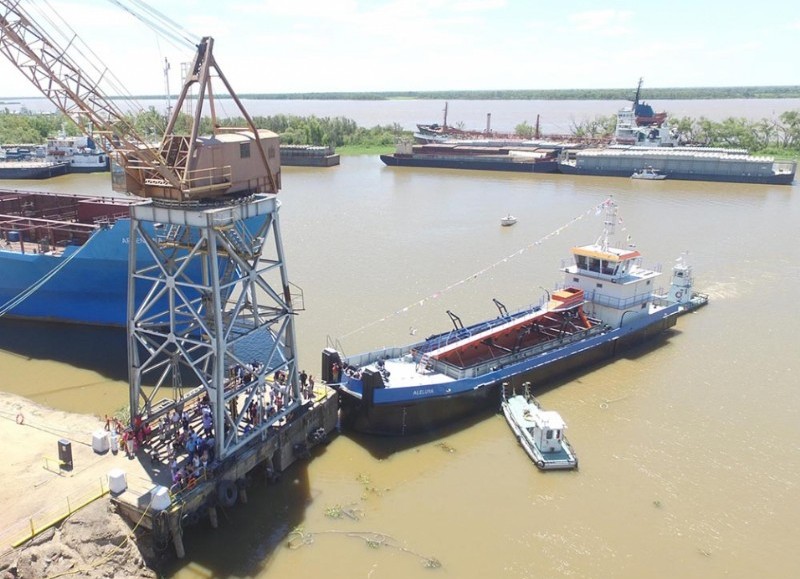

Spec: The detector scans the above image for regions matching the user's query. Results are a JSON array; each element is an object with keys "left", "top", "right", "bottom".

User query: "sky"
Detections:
[{"left": 1, "top": 0, "right": 799, "bottom": 98}]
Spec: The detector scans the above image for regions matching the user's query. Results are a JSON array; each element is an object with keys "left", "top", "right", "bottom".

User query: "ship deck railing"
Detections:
[
  {"left": 557, "top": 286, "right": 664, "bottom": 311},
  {"left": 413, "top": 307, "right": 541, "bottom": 357},
  {"left": 428, "top": 322, "right": 610, "bottom": 381}
]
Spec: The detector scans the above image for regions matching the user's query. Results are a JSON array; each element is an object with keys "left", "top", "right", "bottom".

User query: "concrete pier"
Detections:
[{"left": 111, "top": 390, "right": 339, "bottom": 557}]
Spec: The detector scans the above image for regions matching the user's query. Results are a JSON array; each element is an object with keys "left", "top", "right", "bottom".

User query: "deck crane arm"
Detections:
[{"left": 0, "top": 2, "right": 280, "bottom": 201}]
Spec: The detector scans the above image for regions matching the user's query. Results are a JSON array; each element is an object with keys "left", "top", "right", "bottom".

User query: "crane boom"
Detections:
[
  {"left": 0, "top": 2, "right": 280, "bottom": 201},
  {"left": 0, "top": 1, "right": 180, "bottom": 192}
]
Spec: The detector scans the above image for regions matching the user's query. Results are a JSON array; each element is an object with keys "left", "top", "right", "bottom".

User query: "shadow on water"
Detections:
[
  {"left": 344, "top": 406, "right": 501, "bottom": 460},
  {"left": 530, "top": 329, "right": 679, "bottom": 398},
  {"left": 163, "top": 456, "right": 315, "bottom": 577},
  {"left": 0, "top": 318, "right": 129, "bottom": 380},
  {"left": 342, "top": 329, "right": 681, "bottom": 459}
]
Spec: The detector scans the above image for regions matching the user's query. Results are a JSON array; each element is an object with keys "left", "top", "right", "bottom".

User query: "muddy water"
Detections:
[{"left": 1, "top": 159, "right": 798, "bottom": 578}]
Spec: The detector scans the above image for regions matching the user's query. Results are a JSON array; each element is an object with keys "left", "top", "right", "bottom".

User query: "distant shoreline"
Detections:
[{"left": 3, "top": 86, "right": 800, "bottom": 102}]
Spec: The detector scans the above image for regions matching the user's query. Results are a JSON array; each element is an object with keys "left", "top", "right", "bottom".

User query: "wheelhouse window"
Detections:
[{"left": 240, "top": 143, "right": 251, "bottom": 159}]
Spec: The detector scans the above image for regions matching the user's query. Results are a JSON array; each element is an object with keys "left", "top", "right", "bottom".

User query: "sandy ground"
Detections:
[{"left": 0, "top": 392, "right": 159, "bottom": 577}]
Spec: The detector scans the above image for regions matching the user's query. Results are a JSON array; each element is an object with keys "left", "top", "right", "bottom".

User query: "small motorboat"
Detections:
[
  {"left": 501, "top": 390, "right": 578, "bottom": 470},
  {"left": 631, "top": 166, "right": 666, "bottom": 180},
  {"left": 501, "top": 214, "right": 517, "bottom": 226}
]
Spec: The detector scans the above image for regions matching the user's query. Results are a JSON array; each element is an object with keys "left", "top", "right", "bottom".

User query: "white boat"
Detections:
[
  {"left": 631, "top": 167, "right": 666, "bottom": 180},
  {"left": 501, "top": 214, "right": 517, "bottom": 226},
  {"left": 501, "top": 392, "right": 578, "bottom": 470},
  {"left": 46, "top": 131, "right": 109, "bottom": 173}
]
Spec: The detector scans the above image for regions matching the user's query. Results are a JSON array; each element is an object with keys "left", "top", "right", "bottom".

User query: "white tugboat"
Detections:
[
  {"left": 502, "top": 385, "right": 578, "bottom": 470},
  {"left": 631, "top": 166, "right": 667, "bottom": 180}
]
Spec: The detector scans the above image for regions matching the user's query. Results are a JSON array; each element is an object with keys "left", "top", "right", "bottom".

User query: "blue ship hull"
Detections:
[
  {"left": 1, "top": 219, "right": 157, "bottom": 326},
  {"left": 0, "top": 192, "right": 268, "bottom": 327},
  {"left": 328, "top": 303, "right": 680, "bottom": 436}
]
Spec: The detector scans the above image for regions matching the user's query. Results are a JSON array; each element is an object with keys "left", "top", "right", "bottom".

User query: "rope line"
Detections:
[
  {"left": 0, "top": 241, "right": 90, "bottom": 318},
  {"left": 337, "top": 197, "right": 615, "bottom": 341}
]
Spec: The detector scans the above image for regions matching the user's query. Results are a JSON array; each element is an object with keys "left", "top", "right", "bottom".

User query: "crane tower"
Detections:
[{"left": 0, "top": 3, "right": 302, "bottom": 461}]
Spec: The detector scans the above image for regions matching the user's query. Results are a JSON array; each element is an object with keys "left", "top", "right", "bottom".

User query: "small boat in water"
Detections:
[
  {"left": 501, "top": 389, "right": 577, "bottom": 470},
  {"left": 501, "top": 214, "right": 517, "bottom": 226},
  {"left": 631, "top": 166, "right": 666, "bottom": 180}
]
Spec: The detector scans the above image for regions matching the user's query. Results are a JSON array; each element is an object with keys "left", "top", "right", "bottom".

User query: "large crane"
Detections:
[
  {"left": 0, "top": 1, "right": 303, "bottom": 464},
  {"left": 0, "top": 1, "right": 280, "bottom": 201}
]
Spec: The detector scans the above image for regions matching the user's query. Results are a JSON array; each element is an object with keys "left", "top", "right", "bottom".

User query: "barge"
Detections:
[
  {"left": 558, "top": 146, "right": 796, "bottom": 185},
  {"left": 380, "top": 141, "right": 562, "bottom": 174}
]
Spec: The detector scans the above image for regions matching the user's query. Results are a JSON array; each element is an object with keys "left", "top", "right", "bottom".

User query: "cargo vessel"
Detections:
[
  {"left": 0, "top": 189, "right": 267, "bottom": 326},
  {"left": 279, "top": 145, "right": 339, "bottom": 167},
  {"left": 0, "top": 190, "right": 146, "bottom": 325},
  {"left": 557, "top": 79, "right": 797, "bottom": 184},
  {"left": 322, "top": 199, "right": 708, "bottom": 435},
  {"left": 0, "top": 133, "right": 107, "bottom": 178},
  {"left": 46, "top": 133, "right": 110, "bottom": 173}
]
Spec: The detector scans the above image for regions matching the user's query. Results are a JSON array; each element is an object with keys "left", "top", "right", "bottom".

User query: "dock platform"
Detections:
[{"left": 1, "top": 388, "right": 339, "bottom": 559}]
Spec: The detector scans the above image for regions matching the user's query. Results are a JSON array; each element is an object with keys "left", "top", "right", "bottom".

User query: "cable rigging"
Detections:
[{"left": 336, "top": 197, "right": 633, "bottom": 342}]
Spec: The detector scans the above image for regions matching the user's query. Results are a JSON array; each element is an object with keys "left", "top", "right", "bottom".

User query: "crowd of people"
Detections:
[{"left": 106, "top": 365, "right": 319, "bottom": 495}]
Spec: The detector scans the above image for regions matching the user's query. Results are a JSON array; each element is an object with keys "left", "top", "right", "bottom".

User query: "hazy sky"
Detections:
[{"left": 1, "top": 0, "right": 798, "bottom": 98}]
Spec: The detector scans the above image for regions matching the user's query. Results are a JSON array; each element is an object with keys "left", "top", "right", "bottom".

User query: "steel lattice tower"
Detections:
[{"left": 127, "top": 194, "right": 302, "bottom": 461}]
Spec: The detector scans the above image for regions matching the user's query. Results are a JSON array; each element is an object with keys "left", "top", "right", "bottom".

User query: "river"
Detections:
[
  {"left": 0, "top": 100, "right": 798, "bottom": 578},
  {"left": 8, "top": 96, "right": 800, "bottom": 134}
]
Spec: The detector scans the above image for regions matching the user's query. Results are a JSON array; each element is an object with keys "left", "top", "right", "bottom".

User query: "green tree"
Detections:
[{"left": 515, "top": 121, "right": 535, "bottom": 139}]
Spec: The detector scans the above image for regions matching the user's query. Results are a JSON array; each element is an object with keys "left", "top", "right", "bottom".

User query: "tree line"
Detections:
[
  {"left": 566, "top": 111, "right": 800, "bottom": 154},
  {"left": 2, "top": 107, "right": 799, "bottom": 156}
]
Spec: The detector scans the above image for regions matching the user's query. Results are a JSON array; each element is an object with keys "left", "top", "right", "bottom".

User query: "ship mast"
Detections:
[
  {"left": 634, "top": 77, "right": 644, "bottom": 106},
  {"left": 163, "top": 57, "right": 172, "bottom": 120},
  {"left": 596, "top": 198, "right": 618, "bottom": 251}
]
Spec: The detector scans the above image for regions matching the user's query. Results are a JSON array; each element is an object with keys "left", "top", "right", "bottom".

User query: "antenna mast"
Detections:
[{"left": 163, "top": 57, "right": 172, "bottom": 120}]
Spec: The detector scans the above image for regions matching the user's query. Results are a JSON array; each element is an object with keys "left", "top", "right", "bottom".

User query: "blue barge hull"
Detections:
[{"left": 330, "top": 306, "right": 678, "bottom": 436}]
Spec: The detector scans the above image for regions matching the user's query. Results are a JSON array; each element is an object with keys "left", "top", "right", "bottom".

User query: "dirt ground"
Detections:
[{"left": 0, "top": 392, "right": 158, "bottom": 578}]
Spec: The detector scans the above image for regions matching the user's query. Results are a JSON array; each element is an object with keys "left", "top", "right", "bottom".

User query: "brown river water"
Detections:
[{"left": 1, "top": 104, "right": 799, "bottom": 577}]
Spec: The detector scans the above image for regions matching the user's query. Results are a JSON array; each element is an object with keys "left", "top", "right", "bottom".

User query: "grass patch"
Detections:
[{"left": 337, "top": 144, "right": 395, "bottom": 156}]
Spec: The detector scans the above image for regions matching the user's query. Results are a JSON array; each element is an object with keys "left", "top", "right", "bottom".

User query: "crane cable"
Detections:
[
  {"left": 26, "top": 0, "right": 146, "bottom": 117},
  {"left": 23, "top": 0, "right": 200, "bottom": 120},
  {"left": 105, "top": 0, "right": 199, "bottom": 50},
  {"left": 0, "top": 241, "right": 90, "bottom": 319}
]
